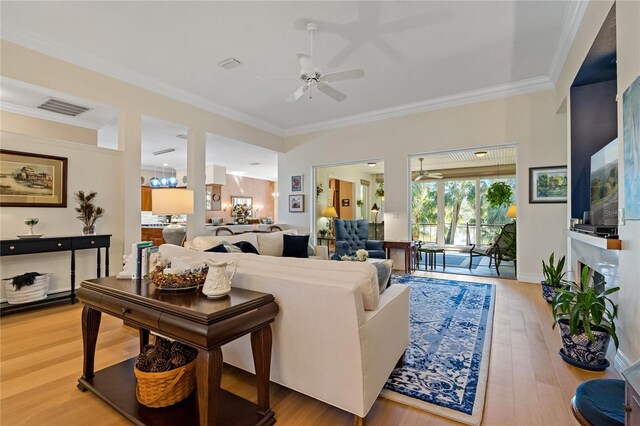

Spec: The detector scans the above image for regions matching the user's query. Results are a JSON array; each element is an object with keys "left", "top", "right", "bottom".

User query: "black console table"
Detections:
[{"left": 0, "top": 234, "right": 111, "bottom": 316}]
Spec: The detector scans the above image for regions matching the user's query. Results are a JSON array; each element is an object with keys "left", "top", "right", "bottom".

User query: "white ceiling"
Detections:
[
  {"left": 1, "top": 1, "right": 577, "bottom": 134},
  {"left": 140, "top": 116, "right": 278, "bottom": 181}
]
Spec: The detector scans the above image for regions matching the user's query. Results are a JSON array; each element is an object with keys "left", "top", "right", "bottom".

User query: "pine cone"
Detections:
[
  {"left": 170, "top": 353, "right": 187, "bottom": 367},
  {"left": 142, "top": 343, "right": 155, "bottom": 354},
  {"left": 136, "top": 354, "right": 153, "bottom": 372},
  {"left": 184, "top": 346, "right": 198, "bottom": 362},
  {"left": 150, "top": 358, "right": 171, "bottom": 372},
  {"left": 155, "top": 336, "right": 172, "bottom": 351}
]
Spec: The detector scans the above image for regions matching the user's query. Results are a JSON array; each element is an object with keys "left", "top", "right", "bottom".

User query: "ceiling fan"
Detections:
[
  {"left": 414, "top": 157, "right": 443, "bottom": 181},
  {"left": 277, "top": 22, "right": 365, "bottom": 103}
]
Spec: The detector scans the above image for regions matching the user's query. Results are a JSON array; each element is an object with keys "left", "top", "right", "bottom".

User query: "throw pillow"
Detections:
[
  {"left": 282, "top": 234, "right": 310, "bottom": 258},
  {"left": 205, "top": 241, "right": 242, "bottom": 253},
  {"left": 205, "top": 244, "right": 227, "bottom": 253},
  {"left": 233, "top": 241, "right": 260, "bottom": 255},
  {"left": 374, "top": 260, "right": 394, "bottom": 294}
]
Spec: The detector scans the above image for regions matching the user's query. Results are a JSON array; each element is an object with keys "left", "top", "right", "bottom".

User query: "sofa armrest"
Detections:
[
  {"left": 359, "top": 284, "right": 410, "bottom": 415},
  {"left": 335, "top": 240, "right": 352, "bottom": 257},
  {"left": 183, "top": 241, "right": 195, "bottom": 250},
  {"left": 312, "top": 245, "right": 329, "bottom": 260},
  {"left": 365, "top": 240, "right": 383, "bottom": 251}
]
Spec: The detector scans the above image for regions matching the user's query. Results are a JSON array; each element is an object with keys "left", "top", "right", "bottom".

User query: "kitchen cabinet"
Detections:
[
  {"left": 141, "top": 227, "right": 164, "bottom": 247},
  {"left": 141, "top": 186, "right": 152, "bottom": 211}
]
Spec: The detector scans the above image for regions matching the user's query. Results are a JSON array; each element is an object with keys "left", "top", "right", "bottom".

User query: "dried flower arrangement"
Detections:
[
  {"left": 74, "top": 190, "right": 104, "bottom": 234},
  {"left": 149, "top": 265, "right": 208, "bottom": 289}
]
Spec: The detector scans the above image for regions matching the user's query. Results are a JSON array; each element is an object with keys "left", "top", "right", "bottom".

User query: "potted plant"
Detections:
[
  {"left": 486, "top": 181, "right": 512, "bottom": 208},
  {"left": 318, "top": 228, "right": 328, "bottom": 237},
  {"left": 75, "top": 190, "right": 105, "bottom": 235},
  {"left": 375, "top": 184, "right": 384, "bottom": 201},
  {"left": 541, "top": 253, "right": 567, "bottom": 303},
  {"left": 552, "top": 266, "right": 619, "bottom": 371},
  {"left": 356, "top": 199, "right": 364, "bottom": 207}
]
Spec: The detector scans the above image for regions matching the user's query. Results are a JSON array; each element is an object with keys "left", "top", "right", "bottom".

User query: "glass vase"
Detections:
[{"left": 83, "top": 224, "right": 96, "bottom": 235}]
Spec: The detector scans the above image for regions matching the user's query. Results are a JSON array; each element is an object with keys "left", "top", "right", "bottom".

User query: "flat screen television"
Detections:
[{"left": 590, "top": 138, "right": 618, "bottom": 225}]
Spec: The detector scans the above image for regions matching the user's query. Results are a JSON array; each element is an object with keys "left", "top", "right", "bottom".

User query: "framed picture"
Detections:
[
  {"left": 291, "top": 175, "right": 303, "bottom": 192},
  {"left": 341, "top": 199, "right": 350, "bottom": 207},
  {"left": 0, "top": 150, "right": 68, "bottom": 207},
  {"left": 289, "top": 194, "right": 304, "bottom": 212},
  {"left": 623, "top": 76, "right": 640, "bottom": 219},
  {"left": 529, "top": 166, "right": 567, "bottom": 203}
]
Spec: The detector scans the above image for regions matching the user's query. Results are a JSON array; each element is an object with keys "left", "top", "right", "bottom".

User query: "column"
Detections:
[
  {"left": 187, "top": 129, "right": 206, "bottom": 239},
  {"left": 119, "top": 110, "right": 142, "bottom": 249}
]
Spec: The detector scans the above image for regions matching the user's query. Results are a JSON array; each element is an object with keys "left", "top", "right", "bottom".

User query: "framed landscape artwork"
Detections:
[
  {"left": 289, "top": 194, "right": 304, "bottom": 212},
  {"left": 623, "top": 76, "right": 640, "bottom": 220},
  {"left": 291, "top": 175, "right": 303, "bottom": 192},
  {"left": 529, "top": 166, "right": 567, "bottom": 203},
  {"left": 0, "top": 150, "right": 68, "bottom": 207}
]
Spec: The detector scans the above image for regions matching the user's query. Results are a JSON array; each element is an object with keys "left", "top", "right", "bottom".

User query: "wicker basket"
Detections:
[
  {"left": 2, "top": 274, "right": 51, "bottom": 305},
  {"left": 134, "top": 359, "right": 196, "bottom": 408}
]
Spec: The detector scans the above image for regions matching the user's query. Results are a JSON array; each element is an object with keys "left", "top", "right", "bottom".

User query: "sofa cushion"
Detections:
[
  {"left": 256, "top": 229, "right": 297, "bottom": 257},
  {"left": 192, "top": 233, "right": 259, "bottom": 251},
  {"left": 205, "top": 241, "right": 242, "bottom": 253},
  {"left": 282, "top": 234, "right": 310, "bottom": 258}
]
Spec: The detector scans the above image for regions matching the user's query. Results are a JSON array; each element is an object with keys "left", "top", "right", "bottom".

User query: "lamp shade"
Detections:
[
  {"left": 152, "top": 188, "right": 194, "bottom": 215},
  {"left": 505, "top": 204, "right": 517, "bottom": 219},
  {"left": 371, "top": 203, "right": 380, "bottom": 213},
  {"left": 322, "top": 206, "right": 338, "bottom": 218}
]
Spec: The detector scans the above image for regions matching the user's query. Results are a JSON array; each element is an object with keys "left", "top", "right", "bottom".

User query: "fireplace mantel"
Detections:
[{"left": 566, "top": 230, "right": 622, "bottom": 250}]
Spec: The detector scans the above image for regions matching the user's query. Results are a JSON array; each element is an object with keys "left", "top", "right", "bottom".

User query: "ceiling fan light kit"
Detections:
[{"left": 283, "top": 22, "right": 365, "bottom": 103}]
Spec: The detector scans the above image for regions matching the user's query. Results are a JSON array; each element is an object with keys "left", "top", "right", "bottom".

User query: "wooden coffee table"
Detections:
[{"left": 76, "top": 276, "right": 279, "bottom": 426}]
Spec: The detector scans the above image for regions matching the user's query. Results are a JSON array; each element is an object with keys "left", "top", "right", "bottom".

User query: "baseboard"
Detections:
[
  {"left": 517, "top": 273, "right": 544, "bottom": 284},
  {"left": 614, "top": 350, "right": 632, "bottom": 372}
]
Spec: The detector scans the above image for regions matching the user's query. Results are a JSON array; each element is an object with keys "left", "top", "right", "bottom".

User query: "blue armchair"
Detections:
[{"left": 332, "top": 219, "right": 386, "bottom": 260}]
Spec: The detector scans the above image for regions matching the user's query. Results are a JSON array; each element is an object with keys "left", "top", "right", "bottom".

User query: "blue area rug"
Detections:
[{"left": 380, "top": 275, "right": 495, "bottom": 425}]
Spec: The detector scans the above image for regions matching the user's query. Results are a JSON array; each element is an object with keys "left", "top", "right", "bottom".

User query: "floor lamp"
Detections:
[
  {"left": 323, "top": 206, "right": 338, "bottom": 236},
  {"left": 371, "top": 203, "right": 380, "bottom": 239},
  {"left": 152, "top": 188, "right": 194, "bottom": 246}
]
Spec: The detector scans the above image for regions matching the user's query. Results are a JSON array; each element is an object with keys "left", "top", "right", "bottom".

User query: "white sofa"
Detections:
[
  {"left": 183, "top": 229, "right": 329, "bottom": 260},
  {"left": 159, "top": 244, "right": 410, "bottom": 420}
]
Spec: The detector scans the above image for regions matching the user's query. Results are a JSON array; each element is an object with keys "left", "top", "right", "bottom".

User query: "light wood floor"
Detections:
[{"left": 0, "top": 272, "right": 619, "bottom": 426}]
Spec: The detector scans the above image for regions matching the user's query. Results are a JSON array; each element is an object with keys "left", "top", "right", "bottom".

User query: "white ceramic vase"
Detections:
[{"left": 202, "top": 260, "right": 236, "bottom": 299}]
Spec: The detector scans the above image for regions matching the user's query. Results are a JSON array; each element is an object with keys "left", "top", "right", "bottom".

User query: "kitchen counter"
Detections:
[{"left": 204, "top": 224, "right": 284, "bottom": 233}]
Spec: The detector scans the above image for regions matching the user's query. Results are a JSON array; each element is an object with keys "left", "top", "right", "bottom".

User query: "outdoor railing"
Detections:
[{"left": 415, "top": 222, "right": 507, "bottom": 246}]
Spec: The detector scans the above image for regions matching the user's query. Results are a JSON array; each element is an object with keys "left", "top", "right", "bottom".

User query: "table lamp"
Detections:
[
  {"left": 323, "top": 206, "right": 338, "bottom": 236},
  {"left": 505, "top": 204, "right": 517, "bottom": 221},
  {"left": 371, "top": 203, "right": 380, "bottom": 239},
  {"left": 152, "top": 188, "right": 194, "bottom": 246}
]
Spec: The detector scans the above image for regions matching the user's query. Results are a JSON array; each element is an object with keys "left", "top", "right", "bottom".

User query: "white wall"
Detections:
[
  {"left": 615, "top": 0, "right": 640, "bottom": 368},
  {"left": 0, "top": 131, "right": 124, "bottom": 301},
  {"left": 279, "top": 89, "right": 567, "bottom": 281}
]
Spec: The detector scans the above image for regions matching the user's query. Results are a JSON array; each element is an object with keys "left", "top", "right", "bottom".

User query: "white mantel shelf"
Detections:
[{"left": 566, "top": 230, "right": 622, "bottom": 250}]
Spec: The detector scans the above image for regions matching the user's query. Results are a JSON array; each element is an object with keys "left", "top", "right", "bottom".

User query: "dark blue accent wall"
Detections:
[{"left": 570, "top": 80, "right": 618, "bottom": 219}]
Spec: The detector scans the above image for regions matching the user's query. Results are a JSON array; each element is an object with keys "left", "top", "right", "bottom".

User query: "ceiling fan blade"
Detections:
[
  {"left": 297, "top": 52, "right": 315, "bottom": 77},
  {"left": 429, "top": 174, "right": 443, "bottom": 179},
  {"left": 317, "top": 84, "right": 347, "bottom": 102},
  {"left": 322, "top": 68, "right": 365, "bottom": 83},
  {"left": 286, "top": 85, "right": 308, "bottom": 102},
  {"left": 414, "top": 175, "right": 423, "bottom": 182}
]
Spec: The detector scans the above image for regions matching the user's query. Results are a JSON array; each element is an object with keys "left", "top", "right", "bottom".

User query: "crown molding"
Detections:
[
  {"left": 1, "top": 25, "right": 285, "bottom": 137},
  {"left": 284, "top": 76, "right": 554, "bottom": 137},
  {"left": 548, "top": 0, "right": 589, "bottom": 85},
  {"left": 1, "top": 103, "right": 102, "bottom": 130}
]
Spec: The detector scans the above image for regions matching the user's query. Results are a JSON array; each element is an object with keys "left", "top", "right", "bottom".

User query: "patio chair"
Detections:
[{"left": 469, "top": 222, "right": 516, "bottom": 275}]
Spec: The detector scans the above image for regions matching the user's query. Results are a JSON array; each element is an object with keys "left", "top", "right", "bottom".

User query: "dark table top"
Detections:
[{"left": 80, "top": 276, "right": 274, "bottom": 324}]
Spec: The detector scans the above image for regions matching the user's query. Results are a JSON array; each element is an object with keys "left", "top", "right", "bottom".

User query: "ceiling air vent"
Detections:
[{"left": 36, "top": 97, "right": 91, "bottom": 117}]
